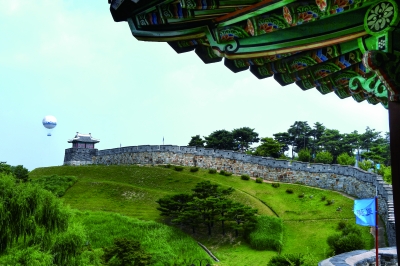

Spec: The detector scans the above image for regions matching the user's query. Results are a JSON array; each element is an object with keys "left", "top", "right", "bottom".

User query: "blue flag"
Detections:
[{"left": 353, "top": 198, "right": 376, "bottom": 226}]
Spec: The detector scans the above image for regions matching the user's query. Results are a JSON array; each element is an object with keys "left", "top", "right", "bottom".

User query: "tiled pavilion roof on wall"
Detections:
[
  {"left": 68, "top": 132, "right": 100, "bottom": 144},
  {"left": 108, "top": 0, "right": 400, "bottom": 109}
]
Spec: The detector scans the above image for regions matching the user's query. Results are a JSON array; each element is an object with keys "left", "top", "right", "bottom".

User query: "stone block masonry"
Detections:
[
  {"left": 91, "top": 144, "right": 395, "bottom": 247},
  {"left": 64, "top": 148, "right": 98, "bottom": 166}
]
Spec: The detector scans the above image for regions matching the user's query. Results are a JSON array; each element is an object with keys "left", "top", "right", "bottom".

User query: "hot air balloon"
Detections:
[{"left": 42, "top": 115, "right": 57, "bottom": 136}]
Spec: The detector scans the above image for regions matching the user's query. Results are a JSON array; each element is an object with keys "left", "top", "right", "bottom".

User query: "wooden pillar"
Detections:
[
  {"left": 362, "top": 47, "right": 400, "bottom": 250},
  {"left": 389, "top": 101, "right": 400, "bottom": 251}
]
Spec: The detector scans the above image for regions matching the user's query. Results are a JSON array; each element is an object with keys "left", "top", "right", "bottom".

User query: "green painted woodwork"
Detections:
[{"left": 111, "top": 0, "right": 400, "bottom": 108}]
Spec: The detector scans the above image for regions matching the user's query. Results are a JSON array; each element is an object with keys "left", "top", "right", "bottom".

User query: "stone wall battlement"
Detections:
[{"left": 92, "top": 144, "right": 395, "bottom": 246}]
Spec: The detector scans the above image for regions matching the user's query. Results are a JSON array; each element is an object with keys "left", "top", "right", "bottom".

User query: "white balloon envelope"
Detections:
[{"left": 42, "top": 115, "right": 57, "bottom": 136}]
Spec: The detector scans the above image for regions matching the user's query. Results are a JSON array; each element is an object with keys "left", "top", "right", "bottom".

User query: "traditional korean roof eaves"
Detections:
[
  {"left": 68, "top": 132, "right": 100, "bottom": 143},
  {"left": 108, "top": 0, "right": 400, "bottom": 109}
]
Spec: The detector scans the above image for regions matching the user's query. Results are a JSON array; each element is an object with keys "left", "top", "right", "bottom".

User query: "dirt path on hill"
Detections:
[{"left": 250, "top": 177, "right": 356, "bottom": 200}]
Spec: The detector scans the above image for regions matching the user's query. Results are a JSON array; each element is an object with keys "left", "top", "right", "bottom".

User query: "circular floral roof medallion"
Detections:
[{"left": 364, "top": 0, "right": 398, "bottom": 34}]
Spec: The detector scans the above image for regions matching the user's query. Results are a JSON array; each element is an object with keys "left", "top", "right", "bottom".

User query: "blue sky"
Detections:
[{"left": 0, "top": 1, "right": 389, "bottom": 170}]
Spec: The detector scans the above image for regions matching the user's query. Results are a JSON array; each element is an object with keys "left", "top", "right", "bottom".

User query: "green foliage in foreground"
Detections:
[
  {"left": 327, "top": 222, "right": 367, "bottom": 256},
  {"left": 32, "top": 175, "right": 78, "bottom": 197},
  {"left": 76, "top": 211, "right": 207, "bottom": 265},
  {"left": 248, "top": 216, "right": 283, "bottom": 251},
  {"left": 0, "top": 174, "right": 70, "bottom": 253},
  {"left": 0, "top": 173, "right": 85, "bottom": 266}
]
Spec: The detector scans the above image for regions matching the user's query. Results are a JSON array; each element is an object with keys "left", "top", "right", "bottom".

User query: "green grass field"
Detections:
[{"left": 30, "top": 165, "right": 374, "bottom": 265}]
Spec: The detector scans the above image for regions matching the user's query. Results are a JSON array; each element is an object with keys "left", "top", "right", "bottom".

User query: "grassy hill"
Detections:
[{"left": 30, "top": 165, "right": 374, "bottom": 265}]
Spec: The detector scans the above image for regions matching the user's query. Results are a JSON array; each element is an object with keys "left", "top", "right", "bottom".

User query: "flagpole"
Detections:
[{"left": 375, "top": 186, "right": 378, "bottom": 266}]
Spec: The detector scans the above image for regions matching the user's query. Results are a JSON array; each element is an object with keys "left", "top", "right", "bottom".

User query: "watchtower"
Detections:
[{"left": 63, "top": 132, "right": 100, "bottom": 165}]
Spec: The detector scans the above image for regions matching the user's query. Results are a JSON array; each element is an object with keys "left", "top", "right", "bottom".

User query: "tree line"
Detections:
[{"left": 188, "top": 122, "right": 390, "bottom": 166}]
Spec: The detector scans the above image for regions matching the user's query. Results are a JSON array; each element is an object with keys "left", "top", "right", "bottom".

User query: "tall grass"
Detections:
[
  {"left": 248, "top": 216, "right": 283, "bottom": 251},
  {"left": 74, "top": 210, "right": 209, "bottom": 265},
  {"left": 32, "top": 175, "right": 77, "bottom": 197}
]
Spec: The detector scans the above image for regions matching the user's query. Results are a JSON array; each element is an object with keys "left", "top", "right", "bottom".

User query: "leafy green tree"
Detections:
[
  {"left": 12, "top": 165, "right": 29, "bottom": 183},
  {"left": 315, "top": 151, "right": 333, "bottom": 164},
  {"left": 253, "top": 137, "right": 282, "bottom": 158},
  {"left": 156, "top": 181, "right": 257, "bottom": 237},
  {"left": 318, "top": 129, "right": 343, "bottom": 162},
  {"left": 190, "top": 196, "right": 219, "bottom": 236},
  {"left": 273, "top": 132, "right": 290, "bottom": 156},
  {"left": 297, "top": 148, "right": 311, "bottom": 162},
  {"left": 342, "top": 131, "right": 361, "bottom": 156},
  {"left": 191, "top": 180, "right": 234, "bottom": 199},
  {"left": 102, "top": 238, "right": 152, "bottom": 266},
  {"left": 228, "top": 202, "right": 258, "bottom": 237},
  {"left": 362, "top": 132, "right": 390, "bottom": 165},
  {"left": 309, "top": 122, "right": 326, "bottom": 156},
  {"left": 216, "top": 199, "right": 234, "bottom": 236},
  {"left": 232, "top": 127, "right": 259, "bottom": 151},
  {"left": 51, "top": 223, "right": 86, "bottom": 265},
  {"left": 287, "top": 121, "right": 312, "bottom": 158},
  {"left": 337, "top": 153, "right": 356, "bottom": 166},
  {"left": 0, "top": 173, "right": 70, "bottom": 253},
  {"left": 360, "top": 127, "right": 381, "bottom": 152},
  {"left": 0, "top": 162, "right": 12, "bottom": 175},
  {"left": 174, "top": 205, "right": 202, "bottom": 233},
  {"left": 156, "top": 194, "right": 192, "bottom": 222},
  {"left": 204, "top": 130, "right": 235, "bottom": 150},
  {"left": 188, "top": 135, "right": 205, "bottom": 147}
]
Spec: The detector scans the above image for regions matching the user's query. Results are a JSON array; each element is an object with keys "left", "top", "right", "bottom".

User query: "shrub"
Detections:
[
  {"left": 174, "top": 166, "right": 184, "bottom": 172},
  {"left": 241, "top": 174, "right": 250, "bottom": 180},
  {"left": 224, "top": 171, "right": 232, "bottom": 176},
  {"left": 327, "top": 224, "right": 365, "bottom": 255},
  {"left": 298, "top": 193, "right": 305, "bottom": 198},
  {"left": 286, "top": 188, "right": 294, "bottom": 194},
  {"left": 102, "top": 238, "right": 152, "bottom": 266},
  {"left": 160, "top": 164, "right": 171, "bottom": 168},
  {"left": 326, "top": 199, "right": 335, "bottom": 205},
  {"left": 248, "top": 216, "right": 283, "bottom": 251},
  {"left": 208, "top": 169, "right": 217, "bottom": 174},
  {"left": 382, "top": 166, "right": 392, "bottom": 184},
  {"left": 255, "top": 178, "right": 263, "bottom": 183},
  {"left": 337, "top": 221, "right": 347, "bottom": 230},
  {"left": 190, "top": 167, "right": 199, "bottom": 172},
  {"left": 297, "top": 148, "right": 311, "bottom": 162},
  {"left": 219, "top": 170, "right": 226, "bottom": 175},
  {"left": 337, "top": 153, "right": 356, "bottom": 166},
  {"left": 267, "top": 254, "right": 304, "bottom": 266},
  {"left": 358, "top": 160, "right": 373, "bottom": 171},
  {"left": 271, "top": 183, "right": 280, "bottom": 188},
  {"left": 315, "top": 151, "right": 333, "bottom": 164},
  {"left": 321, "top": 195, "right": 326, "bottom": 201}
]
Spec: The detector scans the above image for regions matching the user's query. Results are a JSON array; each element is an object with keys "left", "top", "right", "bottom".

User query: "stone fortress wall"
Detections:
[
  {"left": 64, "top": 148, "right": 98, "bottom": 166},
  {"left": 89, "top": 144, "right": 396, "bottom": 246}
]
